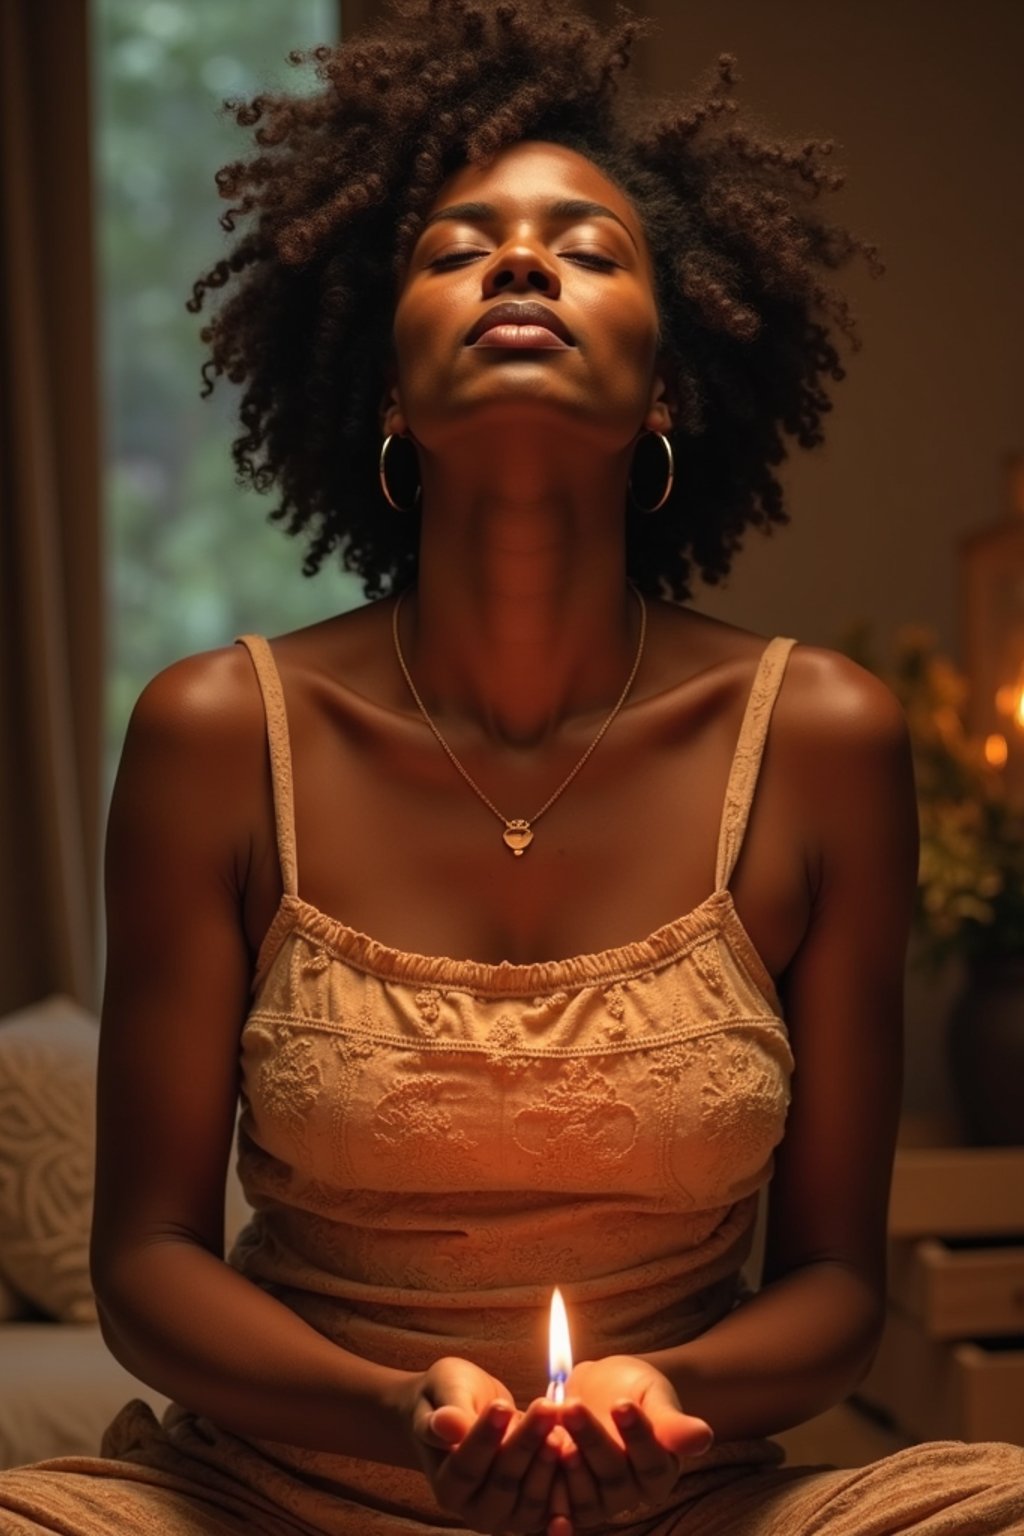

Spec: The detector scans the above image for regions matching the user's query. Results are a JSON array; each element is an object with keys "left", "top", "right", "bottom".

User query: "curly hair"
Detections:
[{"left": 187, "top": 0, "right": 882, "bottom": 602}]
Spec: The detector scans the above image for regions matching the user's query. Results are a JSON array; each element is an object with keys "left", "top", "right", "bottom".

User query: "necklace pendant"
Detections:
[{"left": 503, "top": 819, "right": 534, "bottom": 856}]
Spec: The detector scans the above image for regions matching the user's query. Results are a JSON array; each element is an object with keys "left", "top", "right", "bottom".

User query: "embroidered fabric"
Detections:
[{"left": 197, "top": 632, "right": 799, "bottom": 1523}]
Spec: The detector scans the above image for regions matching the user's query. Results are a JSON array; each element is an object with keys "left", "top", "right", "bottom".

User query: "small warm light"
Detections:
[
  {"left": 1016, "top": 689, "right": 1024, "bottom": 731},
  {"left": 985, "top": 733, "right": 1009, "bottom": 768},
  {"left": 546, "top": 1287, "right": 573, "bottom": 1404},
  {"left": 995, "top": 683, "right": 1017, "bottom": 716}
]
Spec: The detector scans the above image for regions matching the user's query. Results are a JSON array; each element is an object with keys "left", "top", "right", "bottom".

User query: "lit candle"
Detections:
[{"left": 546, "top": 1286, "right": 573, "bottom": 1404}]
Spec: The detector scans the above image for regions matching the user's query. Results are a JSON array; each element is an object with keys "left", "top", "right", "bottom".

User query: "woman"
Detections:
[{"left": 3, "top": 1, "right": 1022, "bottom": 1533}]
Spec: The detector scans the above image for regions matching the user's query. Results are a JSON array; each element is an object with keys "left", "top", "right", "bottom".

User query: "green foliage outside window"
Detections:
[{"left": 93, "top": 0, "right": 361, "bottom": 796}]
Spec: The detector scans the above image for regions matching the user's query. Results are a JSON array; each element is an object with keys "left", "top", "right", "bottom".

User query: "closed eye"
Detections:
[
  {"left": 554, "top": 251, "right": 619, "bottom": 270},
  {"left": 430, "top": 250, "right": 617, "bottom": 270},
  {"left": 428, "top": 250, "right": 480, "bottom": 269}
]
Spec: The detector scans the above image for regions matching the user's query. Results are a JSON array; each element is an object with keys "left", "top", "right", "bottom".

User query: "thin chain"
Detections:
[{"left": 392, "top": 582, "right": 647, "bottom": 832}]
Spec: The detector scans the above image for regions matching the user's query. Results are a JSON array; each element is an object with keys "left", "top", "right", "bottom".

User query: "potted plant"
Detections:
[{"left": 845, "top": 625, "right": 1024, "bottom": 1145}]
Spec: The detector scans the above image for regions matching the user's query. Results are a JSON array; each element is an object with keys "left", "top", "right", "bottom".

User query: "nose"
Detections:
[{"left": 482, "top": 241, "right": 561, "bottom": 298}]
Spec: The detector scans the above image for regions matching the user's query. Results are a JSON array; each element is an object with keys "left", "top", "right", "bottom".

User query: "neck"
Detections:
[
  {"left": 393, "top": 435, "right": 646, "bottom": 748},
  {"left": 397, "top": 566, "right": 643, "bottom": 750}
]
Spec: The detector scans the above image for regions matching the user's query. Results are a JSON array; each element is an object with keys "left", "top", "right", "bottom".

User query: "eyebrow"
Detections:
[{"left": 419, "top": 198, "right": 638, "bottom": 252}]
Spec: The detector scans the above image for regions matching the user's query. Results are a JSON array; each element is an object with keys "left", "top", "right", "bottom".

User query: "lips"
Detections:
[{"left": 464, "top": 301, "right": 575, "bottom": 347}]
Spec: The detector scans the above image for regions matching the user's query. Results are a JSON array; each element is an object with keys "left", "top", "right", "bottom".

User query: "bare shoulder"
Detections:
[
  {"left": 661, "top": 606, "right": 910, "bottom": 755},
  {"left": 112, "top": 644, "right": 269, "bottom": 859},
  {"left": 776, "top": 642, "right": 912, "bottom": 758},
  {"left": 125, "top": 643, "right": 264, "bottom": 753},
  {"left": 773, "top": 642, "right": 914, "bottom": 798},
  {"left": 774, "top": 644, "right": 918, "bottom": 899}
]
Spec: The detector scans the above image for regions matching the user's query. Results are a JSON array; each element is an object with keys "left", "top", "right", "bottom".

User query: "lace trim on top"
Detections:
[{"left": 252, "top": 887, "right": 782, "bottom": 1012}]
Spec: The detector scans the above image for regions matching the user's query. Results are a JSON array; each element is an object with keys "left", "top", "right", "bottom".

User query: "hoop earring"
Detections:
[
  {"left": 627, "top": 429, "right": 675, "bottom": 514},
  {"left": 379, "top": 432, "right": 422, "bottom": 512}
]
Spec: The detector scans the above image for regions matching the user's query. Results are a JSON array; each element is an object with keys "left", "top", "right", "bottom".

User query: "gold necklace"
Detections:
[{"left": 391, "top": 583, "right": 647, "bottom": 856}]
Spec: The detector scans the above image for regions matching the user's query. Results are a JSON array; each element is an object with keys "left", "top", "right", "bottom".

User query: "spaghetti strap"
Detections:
[
  {"left": 235, "top": 635, "right": 299, "bottom": 899},
  {"left": 714, "top": 636, "right": 798, "bottom": 892}
]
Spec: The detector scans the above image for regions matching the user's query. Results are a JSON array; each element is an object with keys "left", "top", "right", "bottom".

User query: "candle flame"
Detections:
[
  {"left": 547, "top": 1287, "right": 573, "bottom": 1402},
  {"left": 1016, "top": 688, "right": 1024, "bottom": 730}
]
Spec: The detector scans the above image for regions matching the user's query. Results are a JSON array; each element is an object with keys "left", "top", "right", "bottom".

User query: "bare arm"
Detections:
[
  {"left": 90, "top": 648, "right": 420, "bottom": 1465},
  {"left": 92, "top": 647, "right": 641, "bottom": 1533},
  {"left": 638, "top": 652, "right": 919, "bottom": 1440}
]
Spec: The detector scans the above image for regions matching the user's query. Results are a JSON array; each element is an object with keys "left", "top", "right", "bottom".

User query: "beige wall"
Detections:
[
  {"left": 635, "top": 1, "right": 1024, "bottom": 1129},
  {"left": 637, "top": 0, "right": 1023, "bottom": 655}
]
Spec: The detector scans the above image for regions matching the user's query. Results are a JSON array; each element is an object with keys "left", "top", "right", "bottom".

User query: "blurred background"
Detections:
[
  {"left": 0, "top": 0, "right": 1022, "bottom": 1474},
  {"left": 2, "top": 0, "right": 1022, "bottom": 1119}
]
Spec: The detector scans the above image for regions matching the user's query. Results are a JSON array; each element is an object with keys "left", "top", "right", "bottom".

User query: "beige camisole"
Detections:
[{"left": 167, "top": 630, "right": 798, "bottom": 1523}]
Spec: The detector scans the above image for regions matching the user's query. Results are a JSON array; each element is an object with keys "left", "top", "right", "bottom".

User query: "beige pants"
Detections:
[{"left": 0, "top": 1420, "right": 1022, "bottom": 1535}]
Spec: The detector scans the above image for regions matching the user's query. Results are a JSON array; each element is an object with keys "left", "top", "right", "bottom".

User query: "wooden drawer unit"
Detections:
[
  {"left": 860, "top": 1145, "right": 1024, "bottom": 1447},
  {"left": 887, "top": 1148, "right": 1024, "bottom": 1239},
  {"left": 888, "top": 1237, "right": 1024, "bottom": 1339},
  {"left": 861, "top": 1307, "right": 1024, "bottom": 1444}
]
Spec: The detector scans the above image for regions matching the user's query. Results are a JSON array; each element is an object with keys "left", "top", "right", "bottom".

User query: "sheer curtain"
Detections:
[
  {"left": 0, "top": 0, "right": 102, "bottom": 1015},
  {"left": 0, "top": 0, "right": 619, "bottom": 1018}
]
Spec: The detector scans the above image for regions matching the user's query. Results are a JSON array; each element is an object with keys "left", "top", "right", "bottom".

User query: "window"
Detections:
[{"left": 93, "top": 0, "right": 360, "bottom": 793}]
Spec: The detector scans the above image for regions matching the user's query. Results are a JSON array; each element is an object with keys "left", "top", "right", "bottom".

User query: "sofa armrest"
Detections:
[{"left": 0, "top": 1322, "right": 170, "bottom": 1470}]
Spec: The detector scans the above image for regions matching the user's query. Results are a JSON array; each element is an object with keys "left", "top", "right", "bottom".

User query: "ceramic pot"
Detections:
[{"left": 947, "top": 956, "right": 1024, "bottom": 1146}]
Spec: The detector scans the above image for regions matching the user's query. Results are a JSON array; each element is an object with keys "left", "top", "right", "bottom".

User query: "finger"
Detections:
[
  {"left": 412, "top": 1400, "right": 465, "bottom": 1456},
  {"left": 548, "top": 1472, "right": 574, "bottom": 1536},
  {"left": 610, "top": 1402, "right": 680, "bottom": 1501},
  {"left": 611, "top": 1402, "right": 677, "bottom": 1479},
  {"left": 562, "top": 1403, "right": 640, "bottom": 1515},
  {"left": 638, "top": 1380, "right": 715, "bottom": 1458},
  {"left": 499, "top": 1398, "right": 559, "bottom": 1462},
  {"left": 509, "top": 1430, "right": 561, "bottom": 1533},
  {"left": 549, "top": 1462, "right": 572, "bottom": 1517},
  {"left": 424, "top": 1404, "right": 473, "bottom": 1447},
  {"left": 433, "top": 1400, "right": 514, "bottom": 1506},
  {"left": 467, "top": 1402, "right": 559, "bottom": 1528},
  {"left": 546, "top": 1426, "right": 579, "bottom": 1529},
  {"left": 644, "top": 1404, "right": 715, "bottom": 1459},
  {"left": 561, "top": 1444, "right": 604, "bottom": 1529}
]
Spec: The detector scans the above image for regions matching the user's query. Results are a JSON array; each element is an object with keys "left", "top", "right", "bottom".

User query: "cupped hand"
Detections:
[
  {"left": 553, "top": 1355, "right": 714, "bottom": 1530},
  {"left": 405, "top": 1356, "right": 565, "bottom": 1534}
]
